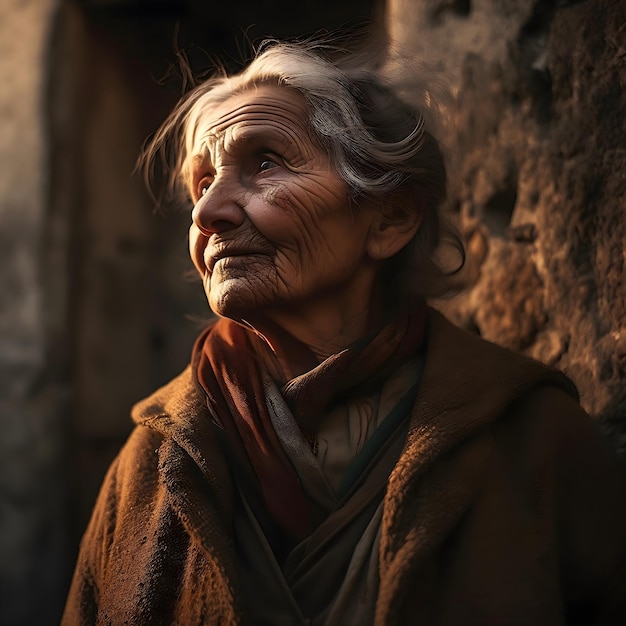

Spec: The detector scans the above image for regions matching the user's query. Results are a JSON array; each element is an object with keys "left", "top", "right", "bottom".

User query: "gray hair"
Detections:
[{"left": 141, "top": 39, "right": 464, "bottom": 300}]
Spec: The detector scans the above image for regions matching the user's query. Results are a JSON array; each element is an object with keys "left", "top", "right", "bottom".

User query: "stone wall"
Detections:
[
  {"left": 387, "top": 0, "right": 626, "bottom": 455},
  {"left": 0, "top": 1, "right": 67, "bottom": 624}
]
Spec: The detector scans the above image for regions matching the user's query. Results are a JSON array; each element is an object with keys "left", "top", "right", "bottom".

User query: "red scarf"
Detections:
[{"left": 193, "top": 302, "right": 427, "bottom": 547}]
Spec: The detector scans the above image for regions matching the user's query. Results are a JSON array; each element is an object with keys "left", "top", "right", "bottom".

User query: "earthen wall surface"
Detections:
[{"left": 388, "top": 0, "right": 626, "bottom": 453}]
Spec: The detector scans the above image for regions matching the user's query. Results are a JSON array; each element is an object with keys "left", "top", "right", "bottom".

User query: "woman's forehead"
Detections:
[{"left": 191, "top": 85, "right": 311, "bottom": 158}]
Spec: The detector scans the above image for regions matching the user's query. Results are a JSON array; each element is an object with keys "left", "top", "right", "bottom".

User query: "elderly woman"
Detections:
[{"left": 63, "top": 41, "right": 626, "bottom": 625}]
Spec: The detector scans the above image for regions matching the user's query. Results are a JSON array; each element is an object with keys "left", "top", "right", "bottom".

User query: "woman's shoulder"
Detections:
[
  {"left": 424, "top": 307, "right": 625, "bottom": 503},
  {"left": 419, "top": 307, "right": 579, "bottom": 426},
  {"left": 132, "top": 365, "right": 200, "bottom": 419},
  {"left": 425, "top": 307, "right": 578, "bottom": 395}
]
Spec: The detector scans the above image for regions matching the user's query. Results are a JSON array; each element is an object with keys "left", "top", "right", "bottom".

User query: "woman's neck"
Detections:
[{"left": 242, "top": 297, "right": 382, "bottom": 381}]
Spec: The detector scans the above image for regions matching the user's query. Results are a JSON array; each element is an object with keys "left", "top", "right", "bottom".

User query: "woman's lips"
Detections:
[{"left": 205, "top": 249, "right": 266, "bottom": 273}]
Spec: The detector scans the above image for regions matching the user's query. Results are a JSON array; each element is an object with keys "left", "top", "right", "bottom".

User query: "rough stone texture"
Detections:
[
  {"left": 387, "top": 0, "right": 626, "bottom": 456},
  {"left": 0, "top": 1, "right": 68, "bottom": 625}
]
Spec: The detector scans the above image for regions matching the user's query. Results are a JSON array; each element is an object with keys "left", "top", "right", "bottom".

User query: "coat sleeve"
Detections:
[
  {"left": 524, "top": 386, "right": 626, "bottom": 624},
  {"left": 560, "top": 412, "right": 626, "bottom": 625},
  {"left": 61, "top": 426, "right": 165, "bottom": 625},
  {"left": 61, "top": 454, "right": 122, "bottom": 626}
]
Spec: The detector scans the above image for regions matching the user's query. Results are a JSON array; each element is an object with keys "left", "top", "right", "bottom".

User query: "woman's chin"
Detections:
[{"left": 206, "top": 280, "right": 270, "bottom": 323}]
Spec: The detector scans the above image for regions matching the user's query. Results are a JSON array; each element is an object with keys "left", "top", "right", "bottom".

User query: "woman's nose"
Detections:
[{"left": 191, "top": 177, "right": 245, "bottom": 236}]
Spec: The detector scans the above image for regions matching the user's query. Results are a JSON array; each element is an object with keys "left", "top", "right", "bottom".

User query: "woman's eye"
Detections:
[
  {"left": 259, "top": 158, "right": 278, "bottom": 172},
  {"left": 196, "top": 177, "right": 213, "bottom": 199}
]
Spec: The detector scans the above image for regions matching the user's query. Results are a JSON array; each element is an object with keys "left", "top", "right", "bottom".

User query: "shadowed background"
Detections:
[{"left": 0, "top": 0, "right": 624, "bottom": 624}]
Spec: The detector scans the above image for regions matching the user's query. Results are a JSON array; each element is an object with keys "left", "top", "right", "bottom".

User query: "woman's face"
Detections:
[{"left": 188, "top": 85, "right": 380, "bottom": 333}]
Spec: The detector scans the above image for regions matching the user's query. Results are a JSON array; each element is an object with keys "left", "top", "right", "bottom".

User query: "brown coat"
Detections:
[{"left": 62, "top": 310, "right": 626, "bottom": 625}]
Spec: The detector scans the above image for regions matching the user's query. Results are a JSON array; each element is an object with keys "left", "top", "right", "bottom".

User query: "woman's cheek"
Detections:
[
  {"left": 188, "top": 224, "right": 207, "bottom": 276},
  {"left": 241, "top": 202, "right": 293, "bottom": 247},
  {"left": 250, "top": 185, "right": 321, "bottom": 245}
]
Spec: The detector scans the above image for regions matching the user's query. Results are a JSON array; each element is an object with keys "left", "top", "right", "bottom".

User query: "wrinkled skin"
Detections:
[{"left": 188, "top": 85, "right": 385, "bottom": 360}]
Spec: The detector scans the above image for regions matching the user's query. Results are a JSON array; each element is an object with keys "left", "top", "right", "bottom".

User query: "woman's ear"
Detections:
[{"left": 366, "top": 202, "right": 423, "bottom": 261}]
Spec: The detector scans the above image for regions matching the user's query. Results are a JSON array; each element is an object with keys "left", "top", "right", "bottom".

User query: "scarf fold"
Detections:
[{"left": 192, "top": 301, "right": 427, "bottom": 549}]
